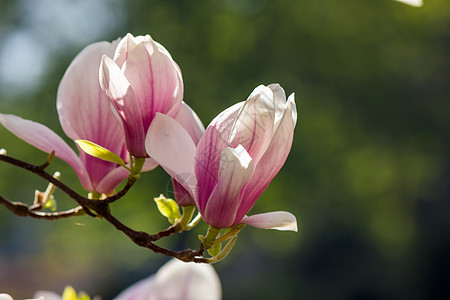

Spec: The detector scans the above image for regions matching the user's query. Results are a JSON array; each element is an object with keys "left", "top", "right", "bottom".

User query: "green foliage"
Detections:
[
  {"left": 75, "top": 139, "right": 128, "bottom": 169},
  {"left": 62, "top": 286, "right": 90, "bottom": 300},
  {"left": 208, "top": 242, "right": 222, "bottom": 257},
  {"left": 154, "top": 194, "right": 182, "bottom": 224}
]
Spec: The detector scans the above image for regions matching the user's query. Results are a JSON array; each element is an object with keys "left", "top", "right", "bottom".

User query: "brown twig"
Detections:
[
  {"left": 0, "top": 195, "right": 85, "bottom": 219},
  {"left": 0, "top": 154, "right": 208, "bottom": 263},
  {"left": 104, "top": 178, "right": 135, "bottom": 204}
]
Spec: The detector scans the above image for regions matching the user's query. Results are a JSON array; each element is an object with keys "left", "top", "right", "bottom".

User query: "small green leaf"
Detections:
[
  {"left": 198, "top": 235, "right": 205, "bottom": 243},
  {"left": 213, "top": 223, "right": 246, "bottom": 244},
  {"left": 154, "top": 194, "right": 181, "bottom": 224},
  {"left": 43, "top": 196, "right": 57, "bottom": 211},
  {"left": 62, "top": 286, "right": 78, "bottom": 300},
  {"left": 208, "top": 242, "right": 222, "bottom": 256},
  {"left": 61, "top": 286, "right": 91, "bottom": 300},
  {"left": 75, "top": 139, "right": 128, "bottom": 169},
  {"left": 207, "top": 236, "right": 238, "bottom": 264},
  {"left": 78, "top": 292, "right": 91, "bottom": 300}
]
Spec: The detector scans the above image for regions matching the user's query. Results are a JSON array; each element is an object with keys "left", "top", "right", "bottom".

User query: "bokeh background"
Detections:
[{"left": 0, "top": 0, "right": 449, "bottom": 299}]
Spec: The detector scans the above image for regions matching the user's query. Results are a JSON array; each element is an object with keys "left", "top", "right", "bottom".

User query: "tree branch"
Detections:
[
  {"left": 0, "top": 153, "right": 209, "bottom": 263},
  {"left": 0, "top": 195, "right": 85, "bottom": 219}
]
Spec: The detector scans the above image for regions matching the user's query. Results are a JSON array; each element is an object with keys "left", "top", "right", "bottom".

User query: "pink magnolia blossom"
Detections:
[
  {"left": 146, "top": 84, "right": 298, "bottom": 230},
  {"left": 114, "top": 259, "right": 221, "bottom": 300},
  {"left": 100, "top": 33, "right": 183, "bottom": 158},
  {"left": 0, "top": 40, "right": 155, "bottom": 194}
]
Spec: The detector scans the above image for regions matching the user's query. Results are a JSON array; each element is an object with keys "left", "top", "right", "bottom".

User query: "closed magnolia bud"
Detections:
[{"left": 100, "top": 33, "right": 183, "bottom": 157}]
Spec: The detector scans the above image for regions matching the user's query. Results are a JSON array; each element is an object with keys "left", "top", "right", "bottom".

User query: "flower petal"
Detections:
[
  {"left": 100, "top": 55, "right": 146, "bottom": 157},
  {"left": 268, "top": 83, "right": 289, "bottom": 128},
  {"left": 167, "top": 102, "right": 205, "bottom": 205},
  {"left": 114, "top": 259, "right": 221, "bottom": 300},
  {"left": 394, "top": 0, "right": 423, "bottom": 7},
  {"left": 142, "top": 157, "right": 159, "bottom": 172},
  {"left": 287, "top": 92, "right": 297, "bottom": 127},
  {"left": 153, "top": 259, "right": 221, "bottom": 300},
  {"left": 122, "top": 37, "right": 183, "bottom": 131},
  {"left": 204, "top": 145, "right": 254, "bottom": 228},
  {"left": 58, "top": 39, "right": 126, "bottom": 188},
  {"left": 145, "top": 113, "right": 197, "bottom": 197},
  {"left": 113, "top": 275, "right": 156, "bottom": 300},
  {"left": 195, "top": 102, "right": 243, "bottom": 210},
  {"left": 174, "top": 101, "right": 205, "bottom": 145},
  {"left": 229, "top": 85, "right": 275, "bottom": 165},
  {"left": 0, "top": 113, "right": 92, "bottom": 191},
  {"left": 33, "top": 291, "right": 62, "bottom": 300},
  {"left": 171, "top": 178, "right": 195, "bottom": 206},
  {"left": 235, "top": 94, "right": 296, "bottom": 222},
  {"left": 241, "top": 211, "right": 298, "bottom": 231},
  {"left": 95, "top": 166, "right": 129, "bottom": 195},
  {"left": 112, "top": 33, "right": 139, "bottom": 68}
]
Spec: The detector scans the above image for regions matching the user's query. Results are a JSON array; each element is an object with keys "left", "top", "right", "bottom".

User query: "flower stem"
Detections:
[
  {"left": 179, "top": 205, "right": 196, "bottom": 230},
  {"left": 130, "top": 157, "right": 145, "bottom": 180},
  {"left": 202, "top": 225, "right": 221, "bottom": 249}
]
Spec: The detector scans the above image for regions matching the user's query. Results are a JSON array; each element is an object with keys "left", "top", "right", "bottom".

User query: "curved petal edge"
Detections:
[{"left": 241, "top": 211, "right": 298, "bottom": 232}]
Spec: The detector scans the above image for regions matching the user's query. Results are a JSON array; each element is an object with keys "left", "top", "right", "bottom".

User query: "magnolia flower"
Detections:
[
  {"left": 100, "top": 33, "right": 183, "bottom": 157},
  {"left": 33, "top": 259, "right": 221, "bottom": 300},
  {"left": 146, "top": 84, "right": 298, "bottom": 230},
  {"left": 0, "top": 40, "right": 155, "bottom": 194},
  {"left": 114, "top": 259, "right": 221, "bottom": 300},
  {"left": 394, "top": 0, "right": 423, "bottom": 7}
]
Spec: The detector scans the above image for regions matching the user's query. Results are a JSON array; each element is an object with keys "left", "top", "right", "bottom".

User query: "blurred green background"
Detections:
[{"left": 0, "top": 0, "right": 449, "bottom": 299}]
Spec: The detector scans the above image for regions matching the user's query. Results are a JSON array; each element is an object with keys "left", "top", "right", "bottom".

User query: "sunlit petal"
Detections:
[
  {"left": 123, "top": 38, "right": 183, "bottom": 131},
  {"left": 100, "top": 55, "right": 146, "bottom": 157},
  {"left": 0, "top": 113, "right": 92, "bottom": 191},
  {"left": 241, "top": 211, "right": 298, "bottom": 231},
  {"left": 174, "top": 101, "right": 205, "bottom": 145},
  {"left": 114, "top": 259, "right": 221, "bottom": 300},
  {"left": 145, "top": 113, "right": 197, "bottom": 197},
  {"left": 229, "top": 85, "right": 275, "bottom": 165},
  {"left": 58, "top": 39, "right": 125, "bottom": 187},
  {"left": 195, "top": 102, "right": 243, "bottom": 209},
  {"left": 394, "top": 0, "right": 423, "bottom": 7},
  {"left": 33, "top": 291, "right": 61, "bottom": 300},
  {"left": 236, "top": 93, "right": 296, "bottom": 222}
]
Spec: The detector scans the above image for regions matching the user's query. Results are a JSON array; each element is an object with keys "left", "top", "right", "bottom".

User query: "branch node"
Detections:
[{"left": 38, "top": 150, "right": 55, "bottom": 170}]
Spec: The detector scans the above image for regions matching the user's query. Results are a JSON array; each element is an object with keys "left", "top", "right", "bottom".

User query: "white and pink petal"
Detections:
[
  {"left": 145, "top": 113, "right": 197, "bottom": 197},
  {"left": 194, "top": 102, "right": 243, "bottom": 208},
  {"left": 100, "top": 55, "right": 146, "bottom": 157},
  {"left": 229, "top": 85, "right": 275, "bottom": 165},
  {"left": 241, "top": 211, "right": 298, "bottom": 232},
  {"left": 114, "top": 259, "right": 221, "bottom": 300},
  {"left": 0, "top": 114, "right": 92, "bottom": 191},
  {"left": 203, "top": 145, "right": 254, "bottom": 228},
  {"left": 95, "top": 166, "right": 130, "bottom": 195},
  {"left": 122, "top": 37, "right": 182, "bottom": 131},
  {"left": 174, "top": 101, "right": 205, "bottom": 145},
  {"left": 235, "top": 94, "right": 296, "bottom": 222}
]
